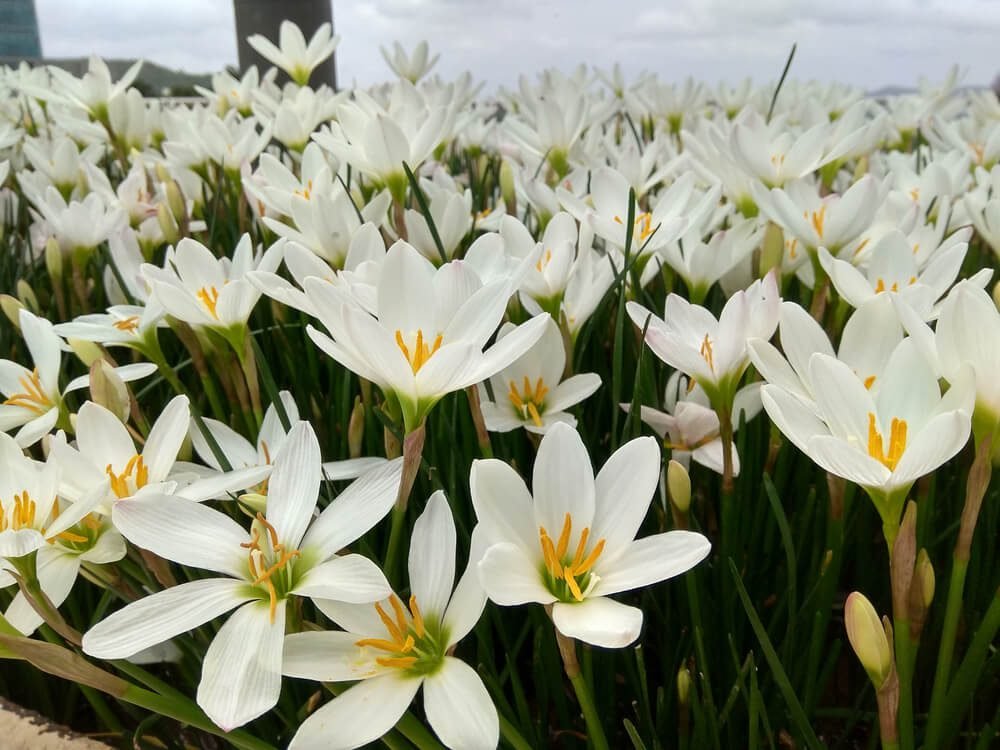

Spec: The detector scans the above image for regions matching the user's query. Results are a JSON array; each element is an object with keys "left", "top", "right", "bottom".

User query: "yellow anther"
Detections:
[
  {"left": 197, "top": 286, "right": 221, "bottom": 320},
  {"left": 356, "top": 595, "right": 428, "bottom": 672},
  {"left": 395, "top": 329, "right": 444, "bottom": 374},
  {"left": 507, "top": 376, "right": 549, "bottom": 427},
  {"left": 113, "top": 316, "right": 140, "bottom": 333},
  {"left": 295, "top": 179, "right": 314, "bottom": 201},
  {"left": 409, "top": 595, "right": 426, "bottom": 639},
  {"left": 805, "top": 204, "right": 827, "bottom": 239},
  {"left": 874, "top": 279, "right": 900, "bottom": 294},
  {"left": 105, "top": 454, "right": 150, "bottom": 499},
  {"left": 867, "top": 413, "right": 907, "bottom": 471},
  {"left": 241, "top": 512, "right": 299, "bottom": 623},
  {"left": 535, "top": 249, "right": 553, "bottom": 272},
  {"left": 6, "top": 492, "right": 37, "bottom": 531},
  {"left": 538, "top": 514, "right": 606, "bottom": 602},
  {"left": 699, "top": 334, "right": 715, "bottom": 372},
  {"left": 3, "top": 368, "right": 53, "bottom": 414},
  {"left": 863, "top": 375, "right": 876, "bottom": 390}
]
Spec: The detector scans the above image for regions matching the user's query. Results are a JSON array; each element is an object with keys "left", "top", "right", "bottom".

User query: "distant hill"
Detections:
[{"left": 0, "top": 56, "right": 213, "bottom": 96}]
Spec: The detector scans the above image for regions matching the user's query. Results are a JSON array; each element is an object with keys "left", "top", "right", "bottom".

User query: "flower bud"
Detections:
[
  {"left": 993, "top": 279, "right": 1000, "bottom": 311},
  {"left": 16, "top": 280, "right": 39, "bottom": 312},
  {"left": 499, "top": 159, "right": 516, "bottom": 214},
  {"left": 1, "top": 294, "right": 24, "bottom": 328},
  {"left": 45, "top": 236, "right": 63, "bottom": 281},
  {"left": 758, "top": 222, "right": 784, "bottom": 279},
  {"left": 908, "top": 548, "right": 935, "bottom": 640},
  {"left": 348, "top": 397, "right": 365, "bottom": 459},
  {"left": 667, "top": 460, "right": 691, "bottom": 514},
  {"left": 891, "top": 501, "right": 917, "bottom": 621},
  {"left": 239, "top": 492, "right": 268, "bottom": 514},
  {"left": 676, "top": 665, "right": 692, "bottom": 706},
  {"left": 157, "top": 203, "right": 179, "bottom": 246},
  {"left": 69, "top": 338, "right": 104, "bottom": 368},
  {"left": 89, "top": 359, "right": 130, "bottom": 421},
  {"left": 165, "top": 179, "right": 187, "bottom": 225},
  {"left": 845, "top": 592, "right": 893, "bottom": 689}
]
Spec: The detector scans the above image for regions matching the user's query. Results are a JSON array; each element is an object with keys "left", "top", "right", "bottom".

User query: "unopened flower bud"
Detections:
[
  {"left": 499, "top": 159, "right": 516, "bottom": 214},
  {"left": 891, "top": 501, "right": 917, "bottom": 621},
  {"left": 676, "top": 665, "right": 692, "bottom": 706},
  {"left": 1, "top": 294, "right": 24, "bottom": 328},
  {"left": 89, "top": 359, "right": 130, "bottom": 421},
  {"left": 157, "top": 203, "right": 179, "bottom": 245},
  {"left": 69, "top": 338, "right": 104, "bottom": 368},
  {"left": 908, "top": 549, "right": 935, "bottom": 640},
  {"left": 668, "top": 460, "right": 691, "bottom": 514},
  {"left": 759, "top": 222, "right": 784, "bottom": 279},
  {"left": 845, "top": 592, "right": 893, "bottom": 689},
  {"left": 165, "top": 179, "right": 187, "bottom": 225},
  {"left": 993, "top": 279, "right": 1000, "bottom": 311},
  {"left": 239, "top": 492, "right": 268, "bottom": 514},
  {"left": 45, "top": 237, "right": 63, "bottom": 281},
  {"left": 16, "top": 280, "right": 39, "bottom": 312},
  {"left": 348, "top": 397, "right": 365, "bottom": 459},
  {"left": 853, "top": 155, "right": 870, "bottom": 182}
]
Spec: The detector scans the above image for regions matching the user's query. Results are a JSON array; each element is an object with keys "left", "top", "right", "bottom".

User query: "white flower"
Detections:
[
  {"left": 473, "top": 423, "right": 710, "bottom": 647},
  {"left": 0, "top": 310, "right": 155, "bottom": 447},
  {"left": 380, "top": 40, "right": 440, "bottom": 83},
  {"left": 82, "top": 422, "right": 403, "bottom": 730},
  {"left": 247, "top": 20, "right": 339, "bottom": 86},
  {"left": 479, "top": 318, "right": 601, "bottom": 434},
  {"left": 283, "top": 492, "right": 497, "bottom": 749},
  {"left": 303, "top": 240, "right": 548, "bottom": 431}
]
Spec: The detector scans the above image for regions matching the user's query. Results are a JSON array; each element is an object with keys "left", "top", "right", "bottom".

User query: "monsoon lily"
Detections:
[
  {"left": 247, "top": 20, "right": 339, "bottom": 86},
  {"left": 303, "top": 240, "right": 549, "bottom": 434},
  {"left": 0, "top": 309, "right": 155, "bottom": 447},
  {"left": 478, "top": 317, "right": 601, "bottom": 434},
  {"left": 82, "top": 422, "right": 403, "bottom": 730},
  {"left": 759, "top": 338, "right": 973, "bottom": 546},
  {"left": 473, "top": 423, "right": 711, "bottom": 647},
  {"left": 283, "top": 492, "right": 496, "bottom": 749}
]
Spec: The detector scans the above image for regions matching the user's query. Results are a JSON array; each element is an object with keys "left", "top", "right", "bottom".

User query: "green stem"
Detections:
[
  {"left": 569, "top": 671, "right": 610, "bottom": 750},
  {"left": 499, "top": 712, "right": 534, "bottom": 750},
  {"left": 893, "top": 618, "right": 915, "bottom": 750},
  {"left": 383, "top": 505, "right": 408, "bottom": 587},
  {"left": 925, "top": 558, "right": 967, "bottom": 749}
]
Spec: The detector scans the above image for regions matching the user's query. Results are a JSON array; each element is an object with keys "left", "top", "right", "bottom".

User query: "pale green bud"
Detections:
[
  {"left": 89, "top": 359, "right": 130, "bottom": 421},
  {"left": 845, "top": 591, "right": 893, "bottom": 689},
  {"left": 0, "top": 295, "right": 24, "bottom": 328},
  {"left": 667, "top": 460, "right": 691, "bottom": 514},
  {"left": 45, "top": 237, "right": 63, "bottom": 281},
  {"left": 16, "top": 280, "right": 39, "bottom": 312}
]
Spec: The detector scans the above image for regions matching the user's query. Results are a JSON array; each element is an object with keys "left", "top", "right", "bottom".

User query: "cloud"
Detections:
[{"left": 31, "top": 0, "right": 1000, "bottom": 90}]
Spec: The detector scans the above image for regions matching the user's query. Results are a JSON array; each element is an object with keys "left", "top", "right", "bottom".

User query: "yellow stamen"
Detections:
[
  {"left": 805, "top": 204, "right": 827, "bottom": 239},
  {"left": 6, "top": 492, "right": 37, "bottom": 531},
  {"left": 409, "top": 595, "right": 425, "bottom": 639},
  {"left": 535, "top": 249, "right": 553, "bottom": 272},
  {"left": 356, "top": 595, "right": 428, "bottom": 672},
  {"left": 395, "top": 329, "right": 444, "bottom": 374},
  {"left": 113, "top": 316, "right": 140, "bottom": 333},
  {"left": 538, "top": 515, "right": 606, "bottom": 602},
  {"left": 699, "top": 334, "right": 715, "bottom": 372},
  {"left": 863, "top": 375, "right": 876, "bottom": 390},
  {"left": 3, "top": 368, "right": 53, "bottom": 414},
  {"left": 196, "top": 286, "right": 221, "bottom": 320},
  {"left": 295, "top": 179, "right": 314, "bottom": 201},
  {"left": 105, "top": 454, "right": 150, "bottom": 499},
  {"left": 241, "top": 512, "right": 300, "bottom": 624},
  {"left": 507, "top": 376, "right": 549, "bottom": 427},
  {"left": 376, "top": 656, "right": 419, "bottom": 669},
  {"left": 867, "top": 413, "right": 907, "bottom": 471}
]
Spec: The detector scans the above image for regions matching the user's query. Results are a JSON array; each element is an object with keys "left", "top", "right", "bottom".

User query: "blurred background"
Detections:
[{"left": 1, "top": 0, "right": 999, "bottom": 94}]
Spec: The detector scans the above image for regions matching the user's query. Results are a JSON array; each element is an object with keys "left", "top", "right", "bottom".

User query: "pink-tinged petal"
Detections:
[
  {"left": 82, "top": 579, "right": 255, "bottom": 658},
  {"left": 478, "top": 542, "right": 554, "bottom": 606},
  {"left": 111, "top": 493, "right": 249, "bottom": 578},
  {"left": 197, "top": 601, "right": 285, "bottom": 731},
  {"left": 265, "top": 421, "right": 321, "bottom": 549},
  {"left": 591, "top": 436, "right": 661, "bottom": 565},
  {"left": 288, "top": 673, "right": 421, "bottom": 750},
  {"left": 533, "top": 422, "right": 595, "bottom": 538},
  {"left": 408, "top": 491, "right": 456, "bottom": 619},
  {"left": 469, "top": 459, "right": 537, "bottom": 554},
  {"left": 551, "top": 597, "right": 643, "bottom": 648},
  {"left": 424, "top": 658, "right": 499, "bottom": 749},
  {"left": 591, "top": 531, "right": 710, "bottom": 597}
]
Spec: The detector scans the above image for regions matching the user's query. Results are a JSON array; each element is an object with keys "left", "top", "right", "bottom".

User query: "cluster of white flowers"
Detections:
[{"left": 0, "top": 19, "right": 997, "bottom": 750}]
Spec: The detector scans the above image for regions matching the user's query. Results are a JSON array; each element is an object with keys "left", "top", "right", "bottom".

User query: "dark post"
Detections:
[{"left": 233, "top": 0, "right": 336, "bottom": 89}]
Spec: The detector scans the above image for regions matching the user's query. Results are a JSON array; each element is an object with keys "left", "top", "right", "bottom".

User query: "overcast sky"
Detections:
[{"left": 33, "top": 0, "right": 1000, "bottom": 91}]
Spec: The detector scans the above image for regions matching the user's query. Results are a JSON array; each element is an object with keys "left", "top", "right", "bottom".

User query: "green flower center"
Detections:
[
  {"left": 356, "top": 594, "right": 447, "bottom": 677},
  {"left": 538, "top": 512, "right": 606, "bottom": 603}
]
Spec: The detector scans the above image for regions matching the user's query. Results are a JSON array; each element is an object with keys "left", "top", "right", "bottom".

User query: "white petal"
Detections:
[
  {"left": 294, "top": 554, "right": 391, "bottom": 604},
  {"left": 545, "top": 373, "right": 602, "bottom": 413},
  {"left": 142, "top": 395, "right": 190, "bottom": 481},
  {"left": 283, "top": 630, "right": 380, "bottom": 682},
  {"left": 591, "top": 436, "right": 661, "bottom": 566},
  {"left": 533, "top": 422, "right": 595, "bottom": 537},
  {"left": 111, "top": 493, "right": 249, "bottom": 578},
  {"left": 469, "top": 459, "right": 538, "bottom": 554},
  {"left": 82, "top": 579, "right": 254, "bottom": 658},
  {"left": 591, "top": 531, "right": 710, "bottom": 597},
  {"left": 891, "top": 411, "right": 970, "bottom": 486},
  {"left": 442, "top": 526, "right": 489, "bottom": 647},
  {"left": 477, "top": 542, "right": 554, "bottom": 606},
  {"left": 301, "top": 457, "right": 403, "bottom": 557},
  {"left": 408, "top": 491, "right": 456, "bottom": 618},
  {"left": 424, "top": 658, "right": 499, "bottom": 750},
  {"left": 197, "top": 601, "right": 285, "bottom": 731},
  {"left": 265, "top": 421, "right": 321, "bottom": 549},
  {"left": 551, "top": 597, "right": 643, "bottom": 648},
  {"left": 288, "top": 673, "right": 421, "bottom": 750}
]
